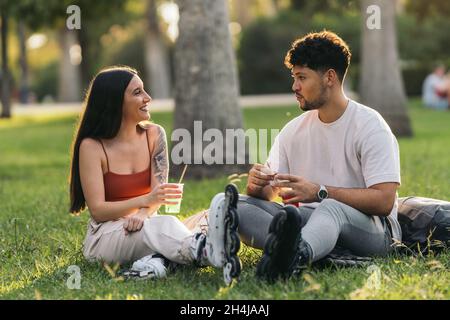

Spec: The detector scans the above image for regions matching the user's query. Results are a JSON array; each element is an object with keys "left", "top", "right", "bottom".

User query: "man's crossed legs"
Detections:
[{"left": 237, "top": 195, "right": 393, "bottom": 281}]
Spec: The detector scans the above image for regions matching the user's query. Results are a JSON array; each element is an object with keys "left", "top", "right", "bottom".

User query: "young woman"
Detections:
[{"left": 69, "top": 66, "right": 241, "bottom": 284}]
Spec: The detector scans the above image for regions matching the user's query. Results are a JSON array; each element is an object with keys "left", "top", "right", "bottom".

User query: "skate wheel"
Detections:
[
  {"left": 268, "top": 210, "right": 287, "bottom": 234},
  {"left": 229, "top": 255, "right": 241, "bottom": 278},
  {"left": 225, "top": 184, "right": 239, "bottom": 208},
  {"left": 226, "top": 208, "right": 239, "bottom": 230},
  {"left": 228, "top": 230, "right": 241, "bottom": 255},
  {"left": 263, "top": 233, "right": 278, "bottom": 255},
  {"left": 255, "top": 254, "right": 271, "bottom": 279}
]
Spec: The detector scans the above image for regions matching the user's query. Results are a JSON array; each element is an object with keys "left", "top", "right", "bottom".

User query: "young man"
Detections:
[{"left": 236, "top": 31, "right": 402, "bottom": 281}]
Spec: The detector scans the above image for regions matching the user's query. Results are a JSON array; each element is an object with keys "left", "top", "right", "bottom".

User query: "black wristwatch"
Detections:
[{"left": 317, "top": 185, "right": 328, "bottom": 202}]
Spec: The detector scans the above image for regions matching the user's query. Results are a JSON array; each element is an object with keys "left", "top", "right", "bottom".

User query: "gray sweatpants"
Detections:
[{"left": 237, "top": 195, "right": 393, "bottom": 262}]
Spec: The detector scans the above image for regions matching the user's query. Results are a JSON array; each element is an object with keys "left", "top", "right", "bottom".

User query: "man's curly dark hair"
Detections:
[{"left": 284, "top": 30, "right": 351, "bottom": 82}]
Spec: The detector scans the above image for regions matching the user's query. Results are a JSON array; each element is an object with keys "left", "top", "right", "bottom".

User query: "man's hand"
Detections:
[
  {"left": 273, "top": 173, "right": 320, "bottom": 204},
  {"left": 247, "top": 163, "right": 276, "bottom": 193}
]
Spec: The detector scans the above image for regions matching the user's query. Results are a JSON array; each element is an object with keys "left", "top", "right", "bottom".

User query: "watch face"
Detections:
[{"left": 319, "top": 189, "right": 328, "bottom": 199}]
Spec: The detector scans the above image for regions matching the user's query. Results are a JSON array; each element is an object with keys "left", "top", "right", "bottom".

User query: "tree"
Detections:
[
  {"left": 229, "top": 0, "right": 279, "bottom": 26},
  {"left": 406, "top": 0, "right": 450, "bottom": 22},
  {"left": 17, "top": 21, "right": 29, "bottom": 104},
  {"left": 59, "top": 0, "right": 127, "bottom": 99},
  {"left": 58, "top": 27, "right": 82, "bottom": 102},
  {"left": 5, "top": 0, "right": 83, "bottom": 103},
  {"left": 1, "top": 0, "right": 53, "bottom": 116},
  {"left": 17, "top": 0, "right": 127, "bottom": 98},
  {"left": 290, "top": 0, "right": 355, "bottom": 15},
  {"left": 72, "top": 0, "right": 127, "bottom": 89},
  {"left": 0, "top": 8, "right": 11, "bottom": 118},
  {"left": 359, "top": 0, "right": 412, "bottom": 137},
  {"left": 173, "top": 0, "right": 248, "bottom": 179},
  {"left": 144, "top": 0, "right": 171, "bottom": 99}
]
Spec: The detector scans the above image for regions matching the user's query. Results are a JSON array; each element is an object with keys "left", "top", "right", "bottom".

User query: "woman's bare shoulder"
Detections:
[
  {"left": 79, "top": 137, "right": 103, "bottom": 158},
  {"left": 80, "top": 137, "right": 101, "bottom": 150},
  {"left": 140, "top": 122, "right": 167, "bottom": 155},
  {"left": 140, "top": 121, "right": 166, "bottom": 135},
  {"left": 141, "top": 123, "right": 167, "bottom": 145}
]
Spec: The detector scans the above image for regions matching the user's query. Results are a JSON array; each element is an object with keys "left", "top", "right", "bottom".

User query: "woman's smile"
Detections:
[{"left": 139, "top": 104, "right": 149, "bottom": 113}]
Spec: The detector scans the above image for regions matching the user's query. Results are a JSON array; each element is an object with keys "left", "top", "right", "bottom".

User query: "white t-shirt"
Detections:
[{"left": 266, "top": 99, "right": 402, "bottom": 241}]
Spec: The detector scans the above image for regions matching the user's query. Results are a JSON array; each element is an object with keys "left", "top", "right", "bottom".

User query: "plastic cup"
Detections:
[
  {"left": 280, "top": 187, "right": 300, "bottom": 207},
  {"left": 281, "top": 194, "right": 300, "bottom": 207},
  {"left": 165, "top": 183, "right": 184, "bottom": 214}
]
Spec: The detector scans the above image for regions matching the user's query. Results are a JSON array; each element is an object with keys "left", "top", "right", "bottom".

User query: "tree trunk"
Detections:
[
  {"left": 173, "top": 0, "right": 248, "bottom": 179},
  {"left": 78, "top": 28, "right": 91, "bottom": 92},
  {"left": 145, "top": 0, "right": 171, "bottom": 99},
  {"left": 58, "top": 28, "right": 81, "bottom": 102},
  {"left": 360, "top": 0, "right": 412, "bottom": 137},
  {"left": 1, "top": 11, "right": 11, "bottom": 118},
  {"left": 18, "top": 21, "right": 29, "bottom": 104}
]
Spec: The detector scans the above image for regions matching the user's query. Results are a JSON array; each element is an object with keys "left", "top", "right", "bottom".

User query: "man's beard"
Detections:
[{"left": 299, "top": 86, "right": 328, "bottom": 111}]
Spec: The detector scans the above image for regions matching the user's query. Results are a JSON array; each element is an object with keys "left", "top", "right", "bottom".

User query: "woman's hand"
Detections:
[
  {"left": 123, "top": 208, "right": 149, "bottom": 235},
  {"left": 142, "top": 183, "right": 183, "bottom": 210}
]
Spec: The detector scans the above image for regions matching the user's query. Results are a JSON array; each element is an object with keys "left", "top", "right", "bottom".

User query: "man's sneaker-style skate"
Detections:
[
  {"left": 121, "top": 253, "right": 169, "bottom": 280},
  {"left": 256, "top": 205, "right": 312, "bottom": 282},
  {"left": 203, "top": 184, "right": 242, "bottom": 285}
]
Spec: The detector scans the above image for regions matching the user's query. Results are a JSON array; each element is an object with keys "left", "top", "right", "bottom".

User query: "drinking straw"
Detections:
[{"left": 178, "top": 164, "right": 188, "bottom": 184}]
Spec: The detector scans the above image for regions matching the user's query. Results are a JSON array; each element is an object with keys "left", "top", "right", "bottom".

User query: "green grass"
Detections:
[{"left": 0, "top": 100, "right": 449, "bottom": 300}]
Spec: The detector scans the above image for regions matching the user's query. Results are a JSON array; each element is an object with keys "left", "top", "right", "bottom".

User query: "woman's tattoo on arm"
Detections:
[{"left": 153, "top": 127, "right": 168, "bottom": 184}]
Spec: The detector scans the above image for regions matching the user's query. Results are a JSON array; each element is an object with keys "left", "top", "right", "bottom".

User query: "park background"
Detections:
[{"left": 0, "top": 0, "right": 449, "bottom": 299}]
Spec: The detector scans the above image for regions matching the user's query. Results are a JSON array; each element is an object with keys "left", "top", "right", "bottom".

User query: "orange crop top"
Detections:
[{"left": 99, "top": 132, "right": 151, "bottom": 202}]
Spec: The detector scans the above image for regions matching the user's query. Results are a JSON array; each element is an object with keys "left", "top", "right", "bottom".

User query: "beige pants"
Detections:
[{"left": 83, "top": 211, "right": 209, "bottom": 265}]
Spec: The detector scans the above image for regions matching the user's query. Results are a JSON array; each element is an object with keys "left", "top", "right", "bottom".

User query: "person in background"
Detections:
[{"left": 422, "top": 64, "right": 449, "bottom": 110}]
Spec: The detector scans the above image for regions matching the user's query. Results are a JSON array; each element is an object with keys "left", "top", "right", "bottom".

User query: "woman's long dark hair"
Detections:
[{"left": 69, "top": 66, "right": 138, "bottom": 214}]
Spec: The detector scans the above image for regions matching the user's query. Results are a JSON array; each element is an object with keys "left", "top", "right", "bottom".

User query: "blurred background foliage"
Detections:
[
  {"left": 1, "top": 0, "right": 449, "bottom": 102},
  {"left": 238, "top": 1, "right": 450, "bottom": 95}
]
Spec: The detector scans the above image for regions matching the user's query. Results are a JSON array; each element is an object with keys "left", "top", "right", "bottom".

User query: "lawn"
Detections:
[{"left": 0, "top": 100, "right": 449, "bottom": 300}]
